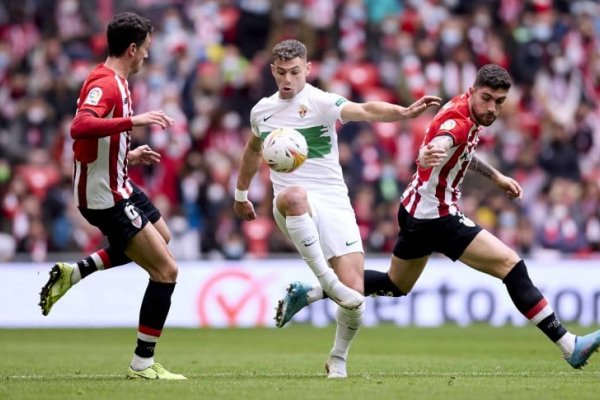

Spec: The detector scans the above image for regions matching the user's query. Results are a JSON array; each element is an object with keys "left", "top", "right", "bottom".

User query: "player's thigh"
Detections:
[
  {"left": 388, "top": 254, "right": 429, "bottom": 294},
  {"left": 152, "top": 217, "right": 171, "bottom": 244},
  {"left": 459, "top": 230, "right": 520, "bottom": 279},
  {"left": 125, "top": 223, "right": 178, "bottom": 283},
  {"left": 329, "top": 252, "right": 364, "bottom": 294}
]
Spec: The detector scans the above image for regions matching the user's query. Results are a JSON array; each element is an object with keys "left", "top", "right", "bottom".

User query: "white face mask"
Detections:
[
  {"left": 441, "top": 28, "right": 463, "bottom": 47},
  {"left": 27, "top": 106, "right": 47, "bottom": 124},
  {"left": 551, "top": 57, "right": 570, "bottom": 75},
  {"left": 531, "top": 22, "right": 552, "bottom": 41},
  {"left": 59, "top": 0, "right": 79, "bottom": 14}
]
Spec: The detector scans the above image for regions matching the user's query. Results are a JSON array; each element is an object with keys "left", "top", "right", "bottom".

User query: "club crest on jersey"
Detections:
[
  {"left": 124, "top": 203, "right": 142, "bottom": 229},
  {"left": 440, "top": 119, "right": 456, "bottom": 131},
  {"left": 298, "top": 104, "right": 308, "bottom": 118},
  {"left": 84, "top": 87, "right": 103, "bottom": 106}
]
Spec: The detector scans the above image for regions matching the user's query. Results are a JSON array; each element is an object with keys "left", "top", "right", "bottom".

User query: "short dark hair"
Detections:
[
  {"left": 272, "top": 39, "right": 307, "bottom": 62},
  {"left": 107, "top": 12, "right": 154, "bottom": 57},
  {"left": 474, "top": 64, "right": 512, "bottom": 90}
]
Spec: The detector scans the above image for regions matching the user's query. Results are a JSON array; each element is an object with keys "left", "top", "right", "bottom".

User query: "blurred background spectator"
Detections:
[{"left": 0, "top": 0, "right": 599, "bottom": 262}]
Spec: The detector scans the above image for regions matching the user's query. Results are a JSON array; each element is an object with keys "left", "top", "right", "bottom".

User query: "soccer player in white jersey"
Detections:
[
  {"left": 277, "top": 64, "right": 600, "bottom": 370},
  {"left": 233, "top": 39, "right": 441, "bottom": 378},
  {"left": 38, "top": 12, "right": 185, "bottom": 380}
]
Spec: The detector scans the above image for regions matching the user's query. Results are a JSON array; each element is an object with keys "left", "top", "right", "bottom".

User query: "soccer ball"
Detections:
[{"left": 262, "top": 127, "right": 308, "bottom": 173}]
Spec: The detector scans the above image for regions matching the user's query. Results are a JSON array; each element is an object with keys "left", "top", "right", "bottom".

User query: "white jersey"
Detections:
[{"left": 250, "top": 84, "right": 349, "bottom": 199}]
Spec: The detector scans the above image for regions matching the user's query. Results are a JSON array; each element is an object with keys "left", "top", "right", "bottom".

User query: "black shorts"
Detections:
[
  {"left": 393, "top": 206, "right": 482, "bottom": 261},
  {"left": 78, "top": 183, "right": 161, "bottom": 251}
]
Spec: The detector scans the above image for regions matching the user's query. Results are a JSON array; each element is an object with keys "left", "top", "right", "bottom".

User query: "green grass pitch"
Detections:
[{"left": 1, "top": 325, "right": 600, "bottom": 399}]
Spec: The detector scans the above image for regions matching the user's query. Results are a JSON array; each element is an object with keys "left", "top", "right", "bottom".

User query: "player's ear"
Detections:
[
  {"left": 305, "top": 61, "right": 311, "bottom": 77},
  {"left": 128, "top": 43, "right": 137, "bottom": 57}
]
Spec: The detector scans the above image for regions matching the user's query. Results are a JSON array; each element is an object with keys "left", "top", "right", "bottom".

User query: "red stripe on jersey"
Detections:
[
  {"left": 525, "top": 298, "right": 548, "bottom": 320},
  {"left": 77, "top": 163, "right": 88, "bottom": 209},
  {"left": 436, "top": 142, "right": 466, "bottom": 216},
  {"left": 139, "top": 325, "right": 162, "bottom": 338}
]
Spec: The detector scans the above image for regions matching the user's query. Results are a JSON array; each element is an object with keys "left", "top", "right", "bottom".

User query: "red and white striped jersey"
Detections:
[
  {"left": 401, "top": 92, "right": 481, "bottom": 219},
  {"left": 71, "top": 64, "right": 133, "bottom": 209}
]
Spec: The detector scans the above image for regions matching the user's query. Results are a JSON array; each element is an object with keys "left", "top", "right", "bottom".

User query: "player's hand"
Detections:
[
  {"left": 128, "top": 144, "right": 161, "bottom": 166},
  {"left": 233, "top": 199, "right": 257, "bottom": 221},
  {"left": 494, "top": 174, "right": 523, "bottom": 200},
  {"left": 131, "top": 110, "right": 174, "bottom": 129},
  {"left": 403, "top": 95, "right": 442, "bottom": 119},
  {"left": 418, "top": 143, "right": 447, "bottom": 168}
]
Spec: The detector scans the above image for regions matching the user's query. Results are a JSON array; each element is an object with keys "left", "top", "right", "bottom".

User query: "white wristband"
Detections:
[{"left": 234, "top": 188, "right": 249, "bottom": 202}]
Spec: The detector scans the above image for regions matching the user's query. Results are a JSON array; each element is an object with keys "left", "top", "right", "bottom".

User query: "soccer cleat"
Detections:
[
  {"left": 325, "top": 355, "right": 347, "bottom": 379},
  {"left": 126, "top": 363, "right": 187, "bottom": 380},
  {"left": 325, "top": 280, "right": 364, "bottom": 311},
  {"left": 274, "top": 281, "right": 311, "bottom": 328},
  {"left": 39, "top": 262, "right": 75, "bottom": 316},
  {"left": 565, "top": 329, "right": 600, "bottom": 369}
]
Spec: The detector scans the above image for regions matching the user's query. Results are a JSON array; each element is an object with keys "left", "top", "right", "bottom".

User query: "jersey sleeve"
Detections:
[
  {"left": 77, "top": 77, "right": 119, "bottom": 118},
  {"left": 428, "top": 115, "right": 469, "bottom": 146},
  {"left": 249, "top": 107, "right": 261, "bottom": 138},
  {"left": 312, "top": 89, "right": 349, "bottom": 126}
]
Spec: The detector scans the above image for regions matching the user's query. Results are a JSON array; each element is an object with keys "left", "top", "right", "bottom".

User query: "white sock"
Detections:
[
  {"left": 130, "top": 354, "right": 154, "bottom": 371},
  {"left": 286, "top": 214, "right": 338, "bottom": 291},
  {"left": 330, "top": 303, "right": 364, "bottom": 361},
  {"left": 307, "top": 286, "right": 324, "bottom": 304},
  {"left": 556, "top": 332, "right": 576, "bottom": 357}
]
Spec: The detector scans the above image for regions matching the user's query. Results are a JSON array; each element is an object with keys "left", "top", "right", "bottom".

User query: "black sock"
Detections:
[
  {"left": 76, "top": 247, "right": 131, "bottom": 279},
  {"left": 135, "top": 280, "right": 176, "bottom": 358},
  {"left": 503, "top": 260, "right": 566, "bottom": 342},
  {"left": 105, "top": 246, "right": 131, "bottom": 267},
  {"left": 364, "top": 270, "right": 406, "bottom": 297},
  {"left": 76, "top": 256, "right": 98, "bottom": 279}
]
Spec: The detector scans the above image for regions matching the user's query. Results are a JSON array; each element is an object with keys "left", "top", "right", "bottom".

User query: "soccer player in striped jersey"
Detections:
[
  {"left": 233, "top": 39, "right": 441, "bottom": 378},
  {"left": 277, "top": 64, "right": 600, "bottom": 369},
  {"left": 38, "top": 12, "right": 185, "bottom": 380}
]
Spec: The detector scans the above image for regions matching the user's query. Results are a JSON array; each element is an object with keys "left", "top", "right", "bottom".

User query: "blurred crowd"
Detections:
[{"left": 0, "top": 0, "right": 599, "bottom": 262}]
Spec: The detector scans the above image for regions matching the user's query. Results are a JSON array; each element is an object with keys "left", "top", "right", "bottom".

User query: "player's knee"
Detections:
[
  {"left": 500, "top": 253, "right": 522, "bottom": 277},
  {"left": 277, "top": 186, "right": 308, "bottom": 214},
  {"left": 150, "top": 262, "right": 178, "bottom": 283}
]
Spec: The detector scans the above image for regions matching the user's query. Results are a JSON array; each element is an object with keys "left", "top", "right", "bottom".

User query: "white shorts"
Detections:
[{"left": 273, "top": 191, "right": 364, "bottom": 260}]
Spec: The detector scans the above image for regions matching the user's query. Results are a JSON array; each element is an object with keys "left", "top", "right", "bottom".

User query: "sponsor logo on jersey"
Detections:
[
  {"left": 345, "top": 239, "right": 359, "bottom": 246},
  {"left": 335, "top": 97, "right": 347, "bottom": 107},
  {"left": 298, "top": 104, "right": 308, "bottom": 118},
  {"left": 84, "top": 87, "right": 103, "bottom": 106},
  {"left": 440, "top": 119, "right": 456, "bottom": 131}
]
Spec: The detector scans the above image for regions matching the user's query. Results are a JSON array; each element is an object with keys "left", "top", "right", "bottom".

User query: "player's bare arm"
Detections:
[
  {"left": 131, "top": 110, "right": 174, "bottom": 129},
  {"left": 418, "top": 135, "right": 453, "bottom": 169},
  {"left": 469, "top": 155, "right": 523, "bottom": 200},
  {"left": 128, "top": 144, "right": 160, "bottom": 166},
  {"left": 341, "top": 95, "right": 441, "bottom": 123},
  {"left": 233, "top": 134, "right": 263, "bottom": 221}
]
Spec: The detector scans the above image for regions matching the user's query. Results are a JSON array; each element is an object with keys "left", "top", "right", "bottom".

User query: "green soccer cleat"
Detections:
[
  {"left": 565, "top": 329, "right": 600, "bottom": 369},
  {"left": 274, "top": 281, "right": 311, "bottom": 328},
  {"left": 39, "top": 262, "right": 75, "bottom": 316},
  {"left": 126, "top": 363, "right": 187, "bottom": 380}
]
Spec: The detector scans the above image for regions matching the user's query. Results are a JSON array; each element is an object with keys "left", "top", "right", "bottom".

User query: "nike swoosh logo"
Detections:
[
  {"left": 263, "top": 114, "right": 275, "bottom": 122},
  {"left": 345, "top": 240, "right": 359, "bottom": 246},
  {"left": 304, "top": 240, "right": 317, "bottom": 247}
]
